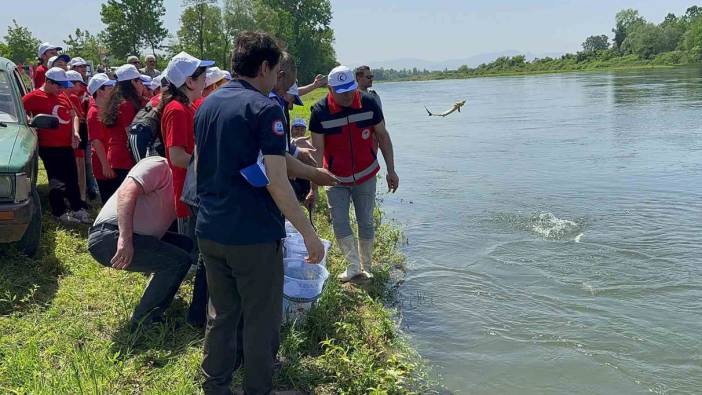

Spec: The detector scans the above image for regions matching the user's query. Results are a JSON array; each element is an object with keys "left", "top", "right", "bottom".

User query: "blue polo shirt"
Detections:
[{"left": 194, "top": 80, "right": 287, "bottom": 245}]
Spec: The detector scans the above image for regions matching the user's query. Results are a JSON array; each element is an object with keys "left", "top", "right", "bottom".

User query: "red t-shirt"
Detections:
[
  {"left": 161, "top": 100, "right": 195, "bottom": 218},
  {"left": 67, "top": 92, "right": 85, "bottom": 120},
  {"left": 87, "top": 103, "right": 109, "bottom": 180},
  {"left": 22, "top": 89, "right": 73, "bottom": 147},
  {"left": 32, "top": 64, "right": 47, "bottom": 90},
  {"left": 105, "top": 100, "right": 140, "bottom": 170},
  {"left": 192, "top": 96, "right": 205, "bottom": 112}
]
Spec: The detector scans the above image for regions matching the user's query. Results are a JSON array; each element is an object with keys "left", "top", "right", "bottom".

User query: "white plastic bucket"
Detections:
[
  {"left": 283, "top": 258, "right": 329, "bottom": 301},
  {"left": 282, "top": 296, "right": 313, "bottom": 323},
  {"left": 284, "top": 237, "right": 331, "bottom": 267}
]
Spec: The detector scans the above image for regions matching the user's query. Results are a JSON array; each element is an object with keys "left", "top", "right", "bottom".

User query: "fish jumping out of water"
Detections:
[{"left": 425, "top": 100, "right": 466, "bottom": 117}]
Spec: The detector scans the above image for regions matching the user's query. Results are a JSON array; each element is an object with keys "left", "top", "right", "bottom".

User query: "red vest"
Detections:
[{"left": 316, "top": 91, "right": 380, "bottom": 186}]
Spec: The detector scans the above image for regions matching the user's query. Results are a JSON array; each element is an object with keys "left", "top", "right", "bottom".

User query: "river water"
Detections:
[{"left": 375, "top": 68, "right": 702, "bottom": 394}]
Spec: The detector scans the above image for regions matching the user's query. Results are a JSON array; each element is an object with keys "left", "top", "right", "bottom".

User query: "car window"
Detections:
[
  {"left": 13, "top": 68, "right": 27, "bottom": 97},
  {"left": 0, "top": 70, "right": 19, "bottom": 123}
]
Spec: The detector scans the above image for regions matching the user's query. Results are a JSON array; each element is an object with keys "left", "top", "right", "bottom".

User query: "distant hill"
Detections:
[{"left": 368, "top": 50, "right": 564, "bottom": 71}]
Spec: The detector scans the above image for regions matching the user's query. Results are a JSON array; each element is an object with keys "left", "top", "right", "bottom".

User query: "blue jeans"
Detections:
[{"left": 326, "top": 176, "right": 377, "bottom": 240}]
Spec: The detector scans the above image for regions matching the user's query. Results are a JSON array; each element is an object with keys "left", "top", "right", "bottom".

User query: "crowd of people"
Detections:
[{"left": 21, "top": 32, "right": 398, "bottom": 394}]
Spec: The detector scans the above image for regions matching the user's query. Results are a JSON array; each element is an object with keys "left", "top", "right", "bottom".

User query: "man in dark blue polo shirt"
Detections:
[{"left": 194, "top": 32, "right": 325, "bottom": 395}]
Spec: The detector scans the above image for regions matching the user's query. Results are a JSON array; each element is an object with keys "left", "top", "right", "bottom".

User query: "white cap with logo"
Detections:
[
  {"left": 164, "top": 51, "right": 215, "bottom": 88},
  {"left": 115, "top": 64, "right": 152, "bottom": 83},
  {"left": 328, "top": 65, "right": 358, "bottom": 93},
  {"left": 205, "top": 67, "right": 229, "bottom": 88},
  {"left": 37, "top": 42, "right": 62, "bottom": 58},
  {"left": 87, "top": 73, "right": 116, "bottom": 95},
  {"left": 286, "top": 83, "right": 304, "bottom": 105},
  {"left": 69, "top": 57, "right": 88, "bottom": 67},
  {"left": 45, "top": 67, "right": 74, "bottom": 88},
  {"left": 65, "top": 70, "right": 86, "bottom": 84},
  {"left": 48, "top": 54, "right": 71, "bottom": 68}
]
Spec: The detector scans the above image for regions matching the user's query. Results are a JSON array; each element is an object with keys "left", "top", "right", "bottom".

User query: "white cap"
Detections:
[
  {"left": 69, "top": 57, "right": 88, "bottom": 67},
  {"left": 150, "top": 75, "right": 163, "bottom": 91},
  {"left": 38, "top": 42, "right": 62, "bottom": 58},
  {"left": 45, "top": 67, "right": 73, "bottom": 88},
  {"left": 48, "top": 54, "right": 71, "bottom": 68},
  {"left": 65, "top": 70, "right": 85, "bottom": 84},
  {"left": 164, "top": 51, "right": 214, "bottom": 88},
  {"left": 286, "top": 83, "right": 303, "bottom": 105},
  {"left": 328, "top": 65, "right": 357, "bottom": 93},
  {"left": 292, "top": 118, "right": 307, "bottom": 128},
  {"left": 205, "top": 67, "right": 228, "bottom": 87},
  {"left": 115, "top": 64, "right": 152, "bottom": 83},
  {"left": 87, "top": 73, "right": 116, "bottom": 95}
]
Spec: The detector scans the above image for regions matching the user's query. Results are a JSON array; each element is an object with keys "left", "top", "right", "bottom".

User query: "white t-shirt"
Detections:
[{"left": 94, "top": 156, "right": 176, "bottom": 239}]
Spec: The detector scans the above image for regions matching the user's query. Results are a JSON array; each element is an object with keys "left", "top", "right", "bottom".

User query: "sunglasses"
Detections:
[{"left": 366, "top": 75, "right": 374, "bottom": 80}]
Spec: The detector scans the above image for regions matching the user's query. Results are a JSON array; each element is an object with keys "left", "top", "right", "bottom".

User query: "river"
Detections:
[{"left": 374, "top": 67, "right": 702, "bottom": 394}]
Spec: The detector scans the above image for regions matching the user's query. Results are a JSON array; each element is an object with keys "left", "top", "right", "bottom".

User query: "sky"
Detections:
[{"left": 0, "top": 0, "right": 697, "bottom": 65}]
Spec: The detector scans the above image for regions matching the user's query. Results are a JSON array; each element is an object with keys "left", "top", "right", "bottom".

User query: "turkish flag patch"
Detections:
[{"left": 272, "top": 120, "right": 285, "bottom": 136}]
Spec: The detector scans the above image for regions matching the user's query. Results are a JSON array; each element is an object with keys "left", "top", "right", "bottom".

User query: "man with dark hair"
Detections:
[
  {"left": 355, "top": 65, "right": 382, "bottom": 108},
  {"left": 195, "top": 31, "right": 332, "bottom": 394}
]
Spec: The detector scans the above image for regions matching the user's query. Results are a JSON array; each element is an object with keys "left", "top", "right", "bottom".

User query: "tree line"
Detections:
[
  {"left": 0, "top": 0, "right": 336, "bottom": 83},
  {"left": 374, "top": 5, "right": 702, "bottom": 81}
]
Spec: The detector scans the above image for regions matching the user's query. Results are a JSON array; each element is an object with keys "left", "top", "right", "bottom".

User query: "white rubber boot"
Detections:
[
  {"left": 337, "top": 235, "right": 362, "bottom": 282},
  {"left": 358, "top": 239, "right": 374, "bottom": 280}
]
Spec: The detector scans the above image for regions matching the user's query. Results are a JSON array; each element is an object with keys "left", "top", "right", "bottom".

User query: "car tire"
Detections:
[{"left": 16, "top": 186, "right": 41, "bottom": 257}]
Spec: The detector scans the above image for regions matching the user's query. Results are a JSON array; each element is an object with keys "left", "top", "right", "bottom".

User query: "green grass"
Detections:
[{"left": 0, "top": 89, "right": 434, "bottom": 394}]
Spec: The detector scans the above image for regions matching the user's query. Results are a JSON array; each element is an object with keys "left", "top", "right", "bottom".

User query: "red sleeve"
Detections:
[
  {"left": 69, "top": 94, "right": 84, "bottom": 118},
  {"left": 162, "top": 103, "right": 190, "bottom": 149},
  {"left": 32, "top": 67, "right": 45, "bottom": 89},
  {"left": 21, "top": 91, "right": 38, "bottom": 115},
  {"left": 87, "top": 107, "right": 104, "bottom": 142}
]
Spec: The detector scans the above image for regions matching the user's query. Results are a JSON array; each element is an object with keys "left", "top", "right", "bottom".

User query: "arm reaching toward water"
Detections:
[{"left": 375, "top": 121, "right": 399, "bottom": 193}]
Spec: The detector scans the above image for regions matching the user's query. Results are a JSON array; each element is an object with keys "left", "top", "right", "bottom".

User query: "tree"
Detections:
[
  {"left": 622, "top": 23, "right": 665, "bottom": 59},
  {"left": 256, "top": 0, "right": 338, "bottom": 82},
  {"left": 582, "top": 35, "right": 609, "bottom": 52},
  {"left": 223, "top": 0, "right": 259, "bottom": 38},
  {"left": 177, "top": 0, "right": 229, "bottom": 66},
  {"left": 682, "top": 15, "right": 702, "bottom": 59},
  {"left": 3, "top": 20, "right": 40, "bottom": 64},
  {"left": 658, "top": 14, "right": 685, "bottom": 52},
  {"left": 685, "top": 6, "right": 702, "bottom": 21},
  {"left": 612, "top": 9, "right": 645, "bottom": 50},
  {"left": 64, "top": 29, "right": 107, "bottom": 65},
  {"left": 100, "top": 0, "right": 168, "bottom": 61}
]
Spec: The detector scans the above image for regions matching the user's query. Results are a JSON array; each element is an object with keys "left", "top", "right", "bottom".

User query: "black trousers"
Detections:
[
  {"left": 97, "top": 168, "right": 130, "bottom": 204},
  {"left": 38, "top": 146, "right": 83, "bottom": 217},
  {"left": 199, "top": 238, "right": 283, "bottom": 395}
]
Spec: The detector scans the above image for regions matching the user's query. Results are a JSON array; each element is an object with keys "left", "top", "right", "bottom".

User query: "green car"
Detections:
[{"left": 0, "top": 57, "right": 59, "bottom": 256}]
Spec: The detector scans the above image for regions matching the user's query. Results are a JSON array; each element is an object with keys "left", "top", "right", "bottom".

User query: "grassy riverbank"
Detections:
[{"left": 0, "top": 89, "right": 430, "bottom": 393}]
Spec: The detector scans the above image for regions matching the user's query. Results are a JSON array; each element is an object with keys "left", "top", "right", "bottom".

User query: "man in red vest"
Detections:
[{"left": 309, "top": 65, "right": 399, "bottom": 282}]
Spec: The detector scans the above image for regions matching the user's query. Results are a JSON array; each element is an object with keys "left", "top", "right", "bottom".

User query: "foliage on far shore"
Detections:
[{"left": 375, "top": 5, "right": 702, "bottom": 81}]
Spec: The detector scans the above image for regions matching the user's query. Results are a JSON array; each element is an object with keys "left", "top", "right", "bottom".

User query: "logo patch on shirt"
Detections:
[
  {"left": 362, "top": 129, "right": 371, "bottom": 140},
  {"left": 272, "top": 119, "right": 285, "bottom": 136}
]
